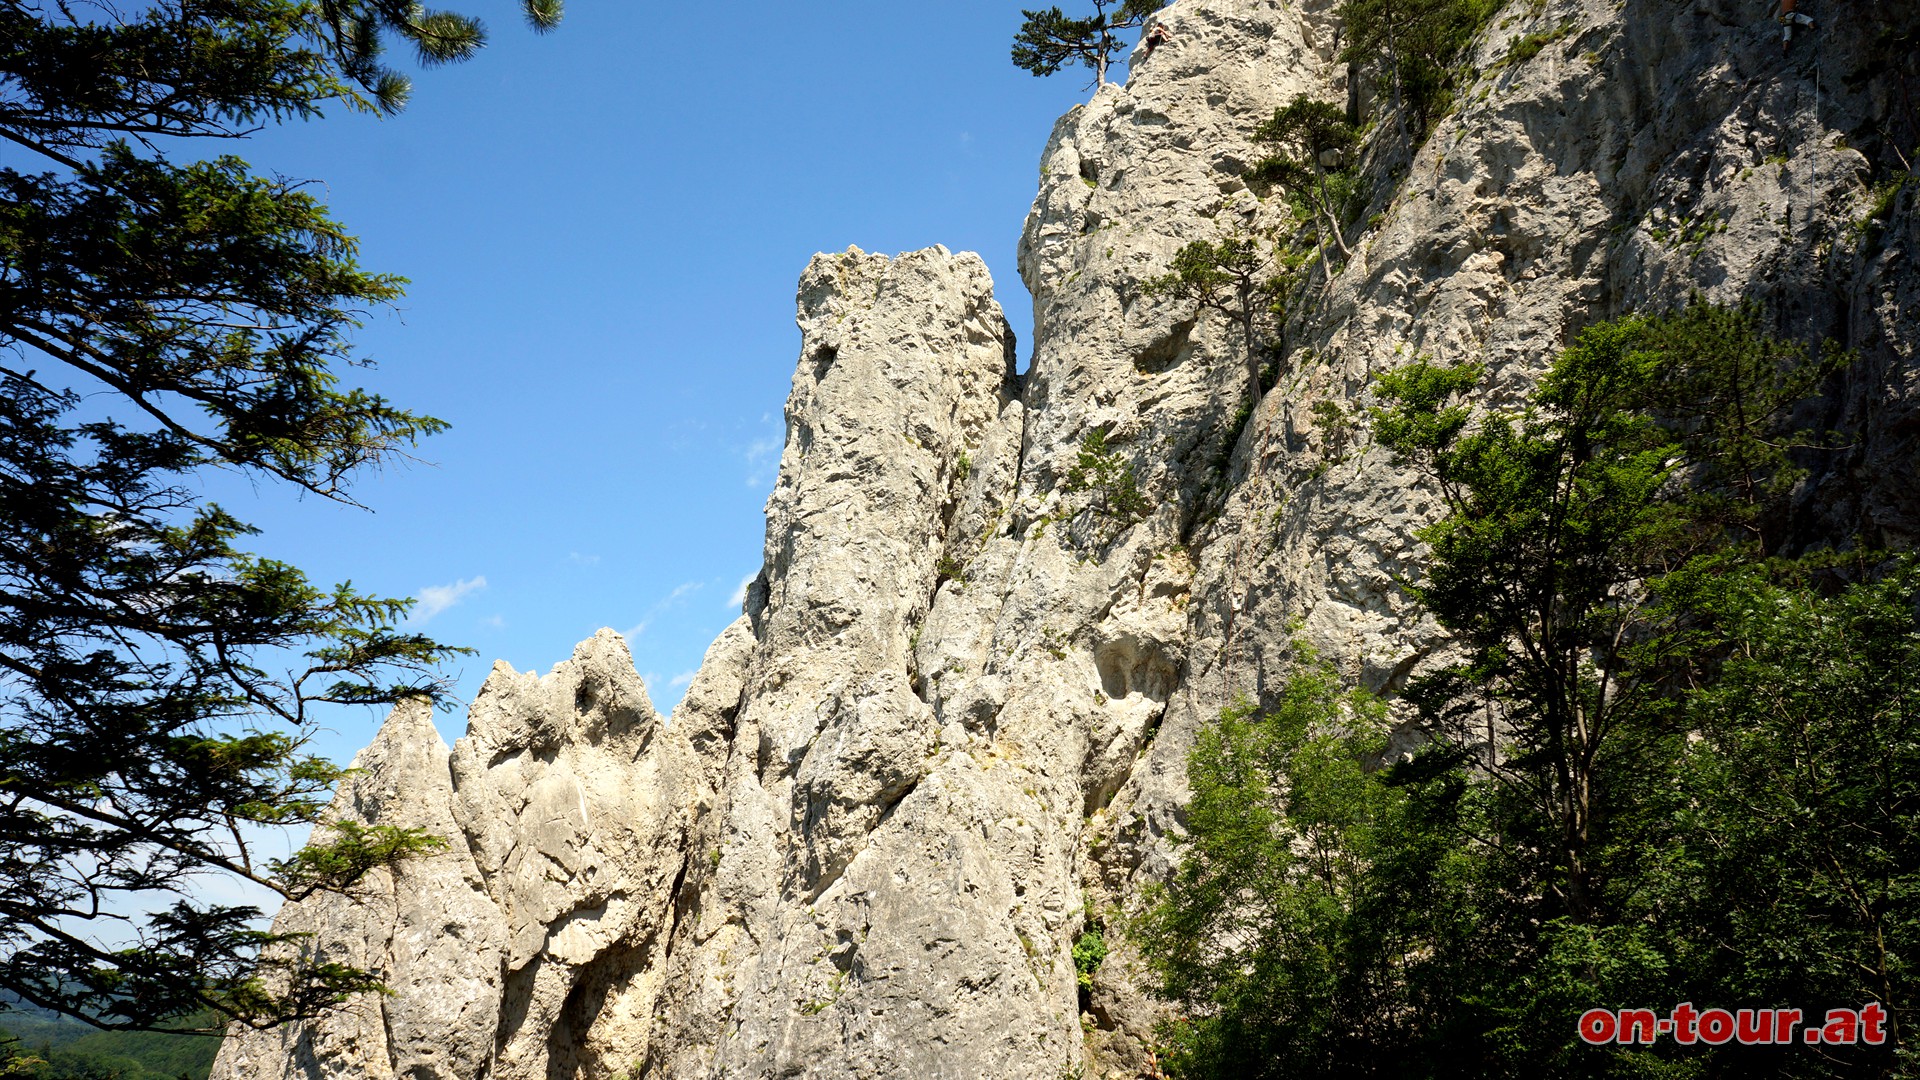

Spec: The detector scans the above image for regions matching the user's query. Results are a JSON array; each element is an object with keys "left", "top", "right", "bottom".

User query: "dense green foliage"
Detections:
[
  {"left": 1011, "top": 0, "right": 1166, "bottom": 87},
  {"left": 1675, "top": 560, "right": 1920, "bottom": 1074},
  {"left": 1133, "top": 660, "right": 1487, "bottom": 1077},
  {"left": 1338, "top": 0, "right": 1499, "bottom": 140},
  {"left": 1371, "top": 301, "right": 1843, "bottom": 925},
  {"left": 1073, "top": 913, "right": 1108, "bottom": 999},
  {"left": 1139, "top": 305, "right": 1915, "bottom": 1077},
  {"left": 0, "top": 0, "right": 554, "bottom": 1035}
]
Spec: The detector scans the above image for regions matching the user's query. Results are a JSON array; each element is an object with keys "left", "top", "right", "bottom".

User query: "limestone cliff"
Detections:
[{"left": 212, "top": 0, "right": 1920, "bottom": 1076}]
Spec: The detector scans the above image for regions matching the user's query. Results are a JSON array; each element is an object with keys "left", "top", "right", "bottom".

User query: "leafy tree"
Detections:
[
  {"left": 0, "top": 0, "right": 558, "bottom": 1035},
  {"left": 1249, "top": 95, "right": 1362, "bottom": 277},
  {"left": 1012, "top": 0, "right": 1166, "bottom": 88},
  {"left": 1135, "top": 658, "right": 1500, "bottom": 1079},
  {"left": 1137, "top": 303, "right": 1900, "bottom": 1079},
  {"left": 1369, "top": 302, "right": 1841, "bottom": 923},
  {"left": 1667, "top": 557, "right": 1920, "bottom": 1077}
]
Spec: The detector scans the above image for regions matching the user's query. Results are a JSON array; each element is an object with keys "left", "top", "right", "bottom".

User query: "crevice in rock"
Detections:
[
  {"left": 492, "top": 955, "right": 541, "bottom": 1071},
  {"left": 871, "top": 769, "right": 921, "bottom": 834},
  {"left": 1132, "top": 318, "right": 1197, "bottom": 374}
]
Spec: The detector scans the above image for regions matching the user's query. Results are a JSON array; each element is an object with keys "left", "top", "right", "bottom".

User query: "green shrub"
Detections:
[
  {"left": 1063, "top": 430, "right": 1151, "bottom": 531},
  {"left": 1073, "top": 915, "right": 1108, "bottom": 996}
]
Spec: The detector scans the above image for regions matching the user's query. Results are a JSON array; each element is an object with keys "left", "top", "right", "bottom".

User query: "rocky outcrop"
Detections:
[
  {"left": 208, "top": 696, "right": 507, "bottom": 1080},
  {"left": 212, "top": 631, "right": 708, "bottom": 1080},
  {"left": 218, "top": 0, "right": 1919, "bottom": 1076},
  {"left": 641, "top": 246, "right": 1043, "bottom": 1080}
]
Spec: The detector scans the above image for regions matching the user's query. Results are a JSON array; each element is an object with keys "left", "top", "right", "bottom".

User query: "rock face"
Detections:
[{"left": 215, "top": 0, "right": 1920, "bottom": 1076}]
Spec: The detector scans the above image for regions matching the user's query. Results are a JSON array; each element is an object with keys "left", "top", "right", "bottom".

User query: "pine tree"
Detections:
[
  {"left": 1144, "top": 229, "right": 1310, "bottom": 404},
  {"left": 1337, "top": 0, "right": 1497, "bottom": 143},
  {"left": 0, "top": 0, "right": 557, "bottom": 1035},
  {"left": 1011, "top": 0, "right": 1167, "bottom": 88},
  {"left": 1250, "top": 95, "right": 1362, "bottom": 279}
]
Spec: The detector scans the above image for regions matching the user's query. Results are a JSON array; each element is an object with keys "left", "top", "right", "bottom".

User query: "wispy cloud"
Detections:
[
  {"left": 669, "top": 669, "right": 697, "bottom": 689},
  {"left": 620, "top": 581, "right": 704, "bottom": 642},
  {"left": 727, "top": 573, "right": 755, "bottom": 608},
  {"left": 568, "top": 551, "right": 601, "bottom": 567},
  {"left": 410, "top": 575, "right": 486, "bottom": 626},
  {"left": 481, "top": 613, "right": 507, "bottom": 629},
  {"left": 743, "top": 435, "right": 781, "bottom": 488}
]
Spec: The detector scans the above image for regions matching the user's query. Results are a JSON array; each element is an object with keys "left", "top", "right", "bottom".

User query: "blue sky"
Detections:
[{"left": 204, "top": 2, "right": 1140, "bottom": 761}]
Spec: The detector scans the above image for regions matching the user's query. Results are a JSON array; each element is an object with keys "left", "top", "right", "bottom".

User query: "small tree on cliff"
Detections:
[
  {"left": 1250, "top": 95, "right": 1362, "bottom": 279},
  {"left": 0, "top": 0, "right": 560, "bottom": 1034},
  {"left": 1144, "top": 230, "right": 1306, "bottom": 402},
  {"left": 1338, "top": 0, "right": 1499, "bottom": 144},
  {"left": 1012, "top": 0, "right": 1168, "bottom": 87}
]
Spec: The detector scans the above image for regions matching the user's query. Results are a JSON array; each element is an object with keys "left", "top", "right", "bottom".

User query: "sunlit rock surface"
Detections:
[{"left": 214, "top": 0, "right": 1919, "bottom": 1075}]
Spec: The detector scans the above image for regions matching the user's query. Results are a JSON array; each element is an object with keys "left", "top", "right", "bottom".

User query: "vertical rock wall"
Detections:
[{"left": 215, "top": 0, "right": 1919, "bottom": 1076}]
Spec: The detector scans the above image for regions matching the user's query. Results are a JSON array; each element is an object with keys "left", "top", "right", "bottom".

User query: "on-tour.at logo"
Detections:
[{"left": 1578, "top": 1003, "right": 1889, "bottom": 1047}]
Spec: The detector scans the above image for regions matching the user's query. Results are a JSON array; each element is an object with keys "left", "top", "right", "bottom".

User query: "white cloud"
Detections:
[
  {"left": 669, "top": 670, "right": 697, "bottom": 689},
  {"left": 568, "top": 551, "right": 601, "bottom": 566},
  {"left": 481, "top": 613, "right": 506, "bottom": 629},
  {"left": 620, "top": 581, "right": 704, "bottom": 643},
  {"left": 727, "top": 573, "right": 755, "bottom": 608},
  {"left": 743, "top": 435, "right": 781, "bottom": 487},
  {"left": 411, "top": 575, "right": 486, "bottom": 626}
]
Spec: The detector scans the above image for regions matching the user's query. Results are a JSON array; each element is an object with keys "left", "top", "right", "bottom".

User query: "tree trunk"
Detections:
[
  {"left": 1314, "top": 166, "right": 1353, "bottom": 257},
  {"left": 1239, "top": 278, "right": 1260, "bottom": 399},
  {"left": 1384, "top": 0, "right": 1409, "bottom": 149}
]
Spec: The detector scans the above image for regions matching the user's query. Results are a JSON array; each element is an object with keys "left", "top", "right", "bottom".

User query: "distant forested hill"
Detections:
[{"left": 0, "top": 997, "right": 215, "bottom": 1080}]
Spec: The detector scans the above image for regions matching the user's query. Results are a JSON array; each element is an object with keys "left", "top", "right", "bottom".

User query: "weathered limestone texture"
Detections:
[
  {"left": 208, "top": 697, "right": 507, "bottom": 1080},
  {"left": 219, "top": 0, "right": 1918, "bottom": 1076}
]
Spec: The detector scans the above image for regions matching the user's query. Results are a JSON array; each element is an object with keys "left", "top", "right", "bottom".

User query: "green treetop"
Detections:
[
  {"left": 1250, "top": 95, "right": 1362, "bottom": 278},
  {"left": 1370, "top": 301, "right": 1842, "bottom": 923},
  {"left": 0, "top": 0, "right": 558, "bottom": 1035},
  {"left": 1138, "top": 304, "right": 1908, "bottom": 1077},
  {"left": 1337, "top": 0, "right": 1497, "bottom": 144},
  {"left": 1012, "top": 0, "right": 1167, "bottom": 88}
]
